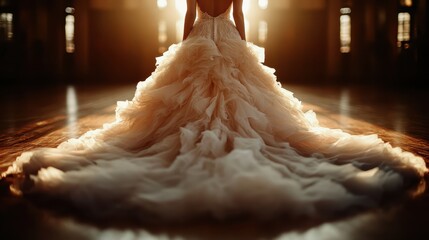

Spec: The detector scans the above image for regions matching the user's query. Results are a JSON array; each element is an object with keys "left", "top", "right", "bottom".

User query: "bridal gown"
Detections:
[{"left": 4, "top": 5, "right": 427, "bottom": 220}]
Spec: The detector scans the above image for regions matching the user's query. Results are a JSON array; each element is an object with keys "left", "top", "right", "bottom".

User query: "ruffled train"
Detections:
[{"left": 3, "top": 8, "right": 427, "bottom": 221}]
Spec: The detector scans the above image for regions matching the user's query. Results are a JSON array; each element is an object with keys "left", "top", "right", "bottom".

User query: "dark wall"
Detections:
[
  {"left": 0, "top": 0, "right": 66, "bottom": 84},
  {"left": 0, "top": 0, "right": 428, "bottom": 87},
  {"left": 416, "top": 0, "right": 429, "bottom": 85},
  {"left": 85, "top": 1, "right": 157, "bottom": 83},
  {"left": 265, "top": 4, "right": 328, "bottom": 84}
]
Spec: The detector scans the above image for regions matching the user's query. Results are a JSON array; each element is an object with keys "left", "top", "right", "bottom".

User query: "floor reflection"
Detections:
[
  {"left": 339, "top": 88, "right": 350, "bottom": 126},
  {"left": 1, "top": 193, "right": 428, "bottom": 240},
  {"left": 66, "top": 85, "right": 79, "bottom": 138},
  {"left": 0, "top": 83, "right": 428, "bottom": 240}
]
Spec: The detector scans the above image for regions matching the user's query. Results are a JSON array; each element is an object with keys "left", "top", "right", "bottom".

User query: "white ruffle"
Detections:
[{"left": 4, "top": 7, "right": 427, "bottom": 221}]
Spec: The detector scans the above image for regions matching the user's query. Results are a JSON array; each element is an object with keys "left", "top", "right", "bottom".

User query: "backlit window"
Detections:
[
  {"left": 0, "top": 13, "right": 13, "bottom": 41},
  {"left": 340, "top": 8, "right": 351, "bottom": 53},
  {"left": 397, "top": 12, "right": 411, "bottom": 47},
  {"left": 65, "top": 8, "right": 75, "bottom": 53}
]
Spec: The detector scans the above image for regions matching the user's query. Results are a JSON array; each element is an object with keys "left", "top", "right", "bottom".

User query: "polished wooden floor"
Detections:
[{"left": 0, "top": 83, "right": 428, "bottom": 240}]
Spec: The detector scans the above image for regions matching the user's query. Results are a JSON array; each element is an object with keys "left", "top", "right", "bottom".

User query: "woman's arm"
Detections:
[
  {"left": 233, "top": 0, "right": 246, "bottom": 41},
  {"left": 183, "top": 0, "right": 197, "bottom": 41}
]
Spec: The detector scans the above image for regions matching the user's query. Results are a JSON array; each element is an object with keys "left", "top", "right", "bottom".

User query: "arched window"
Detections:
[
  {"left": 65, "top": 7, "right": 75, "bottom": 53},
  {"left": 397, "top": 0, "right": 413, "bottom": 49},
  {"left": 0, "top": 12, "right": 13, "bottom": 41},
  {"left": 340, "top": 7, "right": 351, "bottom": 53}
]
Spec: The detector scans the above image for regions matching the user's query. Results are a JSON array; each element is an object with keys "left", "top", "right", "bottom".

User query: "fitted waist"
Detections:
[
  {"left": 198, "top": 11, "right": 230, "bottom": 20},
  {"left": 190, "top": 16, "right": 240, "bottom": 41}
]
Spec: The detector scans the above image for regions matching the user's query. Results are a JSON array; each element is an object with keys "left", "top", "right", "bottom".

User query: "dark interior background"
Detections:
[{"left": 0, "top": 0, "right": 427, "bottom": 87}]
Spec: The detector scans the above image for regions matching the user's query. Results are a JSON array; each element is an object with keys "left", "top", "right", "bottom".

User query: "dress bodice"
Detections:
[
  {"left": 191, "top": 3, "right": 238, "bottom": 41},
  {"left": 197, "top": 3, "right": 232, "bottom": 20}
]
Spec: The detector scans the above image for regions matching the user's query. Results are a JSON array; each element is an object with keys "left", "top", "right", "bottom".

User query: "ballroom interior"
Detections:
[
  {"left": 0, "top": 0, "right": 428, "bottom": 86},
  {"left": 1, "top": 0, "right": 429, "bottom": 240}
]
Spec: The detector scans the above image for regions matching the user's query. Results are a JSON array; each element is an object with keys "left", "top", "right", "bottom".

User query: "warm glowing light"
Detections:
[
  {"left": 398, "top": 12, "right": 411, "bottom": 46},
  {"left": 176, "top": 19, "right": 184, "bottom": 42},
  {"left": 338, "top": 89, "right": 350, "bottom": 133},
  {"left": 243, "top": 0, "right": 251, "bottom": 13},
  {"left": 339, "top": 89, "right": 350, "bottom": 119},
  {"left": 175, "top": 0, "right": 186, "bottom": 16},
  {"left": 0, "top": 13, "right": 13, "bottom": 41},
  {"left": 173, "top": 0, "right": 186, "bottom": 42},
  {"left": 401, "top": 0, "right": 413, "bottom": 7},
  {"left": 160, "top": 0, "right": 269, "bottom": 43},
  {"left": 245, "top": 18, "right": 250, "bottom": 39},
  {"left": 65, "top": 7, "right": 75, "bottom": 14},
  {"left": 158, "top": 19, "right": 168, "bottom": 53},
  {"left": 158, "top": 20, "right": 167, "bottom": 43},
  {"left": 340, "top": 11, "right": 351, "bottom": 53},
  {"left": 340, "top": 7, "right": 351, "bottom": 14},
  {"left": 65, "top": 7, "right": 75, "bottom": 53},
  {"left": 243, "top": 0, "right": 263, "bottom": 40},
  {"left": 65, "top": 14, "right": 75, "bottom": 53},
  {"left": 258, "top": 0, "right": 269, "bottom": 10},
  {"left": 66, "top": 85, "right": 79, "bottom": 137},
  {"left": 258, "top": 21, "right": 268, "bottom": 43},
  {"left": 157, "top": 0, "right": 168, "bottom": 9}
]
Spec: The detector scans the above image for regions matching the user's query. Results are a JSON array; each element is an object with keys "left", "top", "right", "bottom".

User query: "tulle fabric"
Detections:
[{"left": 4, "top": 4, "right": 427, "bottom": 221}]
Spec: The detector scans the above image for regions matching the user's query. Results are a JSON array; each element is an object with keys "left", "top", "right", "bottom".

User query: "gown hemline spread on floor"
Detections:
[{"left": 3, "top": 4, "right": 427, "bottom": 221}]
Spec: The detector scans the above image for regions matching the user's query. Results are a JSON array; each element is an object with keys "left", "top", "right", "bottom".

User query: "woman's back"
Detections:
[{"left": 196, "top": 0, "right": 233, "bottom": 17}]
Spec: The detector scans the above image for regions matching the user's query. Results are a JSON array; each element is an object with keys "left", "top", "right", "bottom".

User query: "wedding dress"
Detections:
[{"left": 3, "top": 4, "right": 427, "bottom": 220}]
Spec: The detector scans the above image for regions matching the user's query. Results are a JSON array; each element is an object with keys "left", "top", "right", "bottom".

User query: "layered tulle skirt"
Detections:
[{"left": 4, "top": 17, "right": 427, "bottom": 221}]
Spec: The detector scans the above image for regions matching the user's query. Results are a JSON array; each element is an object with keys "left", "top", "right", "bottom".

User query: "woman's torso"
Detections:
[
  {"left": 196, "top": 0, "right": 233, "bottom": 18},
  {"left": 189, "top": 0, "right": 240, "bottom": 41}
]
